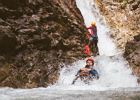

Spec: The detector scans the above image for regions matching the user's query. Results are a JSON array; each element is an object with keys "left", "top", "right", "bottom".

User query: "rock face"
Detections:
[
  {"left": 96, "top": 0, "right": 140, "bottom": 51},
  {"left": 0, "top": 0, "right": 87, "bottom": 88},
  {"left": 96, "top": 0, "right": 140, "bottom": 82},
  {"left": 124, "top": 34, "right": 140, "bottom": 82}
]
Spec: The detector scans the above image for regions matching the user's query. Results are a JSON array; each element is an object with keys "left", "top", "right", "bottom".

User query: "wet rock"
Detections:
[
  {"left": 0, "top": 0, "right": 87, "bottom": 88},
  {"left": 0, "top": 68, "right": 9, "bottom": 82},
  {"left": 96, "top": 0, "right": 140, "bottom": 50},
  {"left": 124, "top": 34, "right": 140, "bottom": 83},
  {"left": 18, "top": 28, "right": 36, "bottom": 33}
]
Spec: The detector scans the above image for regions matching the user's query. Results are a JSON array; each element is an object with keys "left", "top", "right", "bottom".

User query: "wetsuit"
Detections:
[
  {"left": 87, "top": 25, "right": 98, "bottom": 55},
  {"left": 90, "top": 69, "right": 99, "bottom": 79}
]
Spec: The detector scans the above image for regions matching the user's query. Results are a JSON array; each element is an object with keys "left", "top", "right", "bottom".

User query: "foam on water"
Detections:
[
  {"left": 0, "top": 1, "right": 139, "bottom": 99},
  {"left": 47, "top": 0, "right": 138, "bottom": 90}
]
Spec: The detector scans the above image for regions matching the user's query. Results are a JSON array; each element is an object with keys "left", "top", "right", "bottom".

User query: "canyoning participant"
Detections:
[
  {"left": 86, "top": 21, "right": 99, "bottom": 56},
  {"left": 85, "top": 58, "right": 99, "bottom": 79},
  {"left": 72, "top": 58, "right": 99, "bottom": 84},
  {"left": 72, "top": 64, "right": 91, "bottom": 84},
  {"left": 86, "top": 58, "right": 99, "bottom": 79},
  {"left": 84, "top": 33, "right": 93, "bottom": 57}
]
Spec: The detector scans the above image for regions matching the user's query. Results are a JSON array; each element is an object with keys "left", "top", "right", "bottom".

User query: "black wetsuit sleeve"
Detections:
[{"left": 75, "top": 70, "right": 81, "bottom": 76}]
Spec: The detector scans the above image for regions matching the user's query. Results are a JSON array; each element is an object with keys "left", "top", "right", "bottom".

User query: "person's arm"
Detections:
[
  {"left": 87, "top": 26, "right": 92, "bottom": 29},
  {"left": 75, "top": 70, "right": 81, "bottom": 76},
  {"left": 94, "top": 69, "right": 99, "bottom": 79}
]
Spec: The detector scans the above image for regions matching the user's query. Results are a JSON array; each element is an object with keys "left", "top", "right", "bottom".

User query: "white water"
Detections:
[
  {"left": 47, "top": 0, "right": 138, "bottom": 90},
  {"left": 0, "top": 0, "right": 139, "bottom": 99}
]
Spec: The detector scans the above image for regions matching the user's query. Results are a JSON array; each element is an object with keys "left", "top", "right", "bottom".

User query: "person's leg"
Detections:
[
  {"left": 90, "top": 70, "right": 99, "bottom": 79},
  {"left": 94, "top": 38, "right": 99, "bottom": 55},
  {"left": 88, "top": 37, "right": 95, "bottom": 56},
  {"left": 72, "top": 76, "right": 80, "bottom": 84},
  {"left": 89, "top": 36, "right": 98, "bottom": 56},
  {"left": 94, "top": 70, "right": 99, "bottom": 79},
  {"left": 85, "top": 45, "right": 91, "bottom": 56},
  {"left": 93, "top": 70, "right": 99, "bottom": 79}
]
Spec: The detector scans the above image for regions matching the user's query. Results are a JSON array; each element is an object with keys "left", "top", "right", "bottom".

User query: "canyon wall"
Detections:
[{"left": 0, "top": 0, "right": 87, "bottom": 88}]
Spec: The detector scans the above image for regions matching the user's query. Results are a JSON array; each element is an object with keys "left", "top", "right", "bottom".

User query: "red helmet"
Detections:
[{"left": 86, "top": 58, "right": 94, "bottom": 64}]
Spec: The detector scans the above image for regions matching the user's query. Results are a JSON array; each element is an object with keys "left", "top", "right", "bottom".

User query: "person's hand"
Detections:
[{"left": 75, "top": 74, "right": 78, "bottom": 76}]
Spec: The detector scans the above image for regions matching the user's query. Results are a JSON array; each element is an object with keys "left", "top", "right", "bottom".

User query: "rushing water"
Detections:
[
  {"left": 0, "top": 0, "right": 139, "bottom": 100},
  {"left": 47, "top": 0, "right": 138, "bottom": 90}
]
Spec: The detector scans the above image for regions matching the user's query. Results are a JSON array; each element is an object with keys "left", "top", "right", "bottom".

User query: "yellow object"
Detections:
[{"left": 91, "top": 22, "right": 96, "bottom": 26}]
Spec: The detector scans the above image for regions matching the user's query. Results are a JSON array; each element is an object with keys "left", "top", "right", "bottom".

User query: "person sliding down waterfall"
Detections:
[
  {"left": 72, "top": 58, "right": 99, "bottom": 84},
  {"left": 85, "top": 22, "right": 99, "bottom": 56}
]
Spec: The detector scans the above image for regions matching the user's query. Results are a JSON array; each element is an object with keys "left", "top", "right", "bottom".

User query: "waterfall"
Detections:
[
  {"left": 0, "top": 0, "right": 139, "bottom": 99},
  {"left": 47, "top": 0, "right": 138, "bottom": 90}
]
